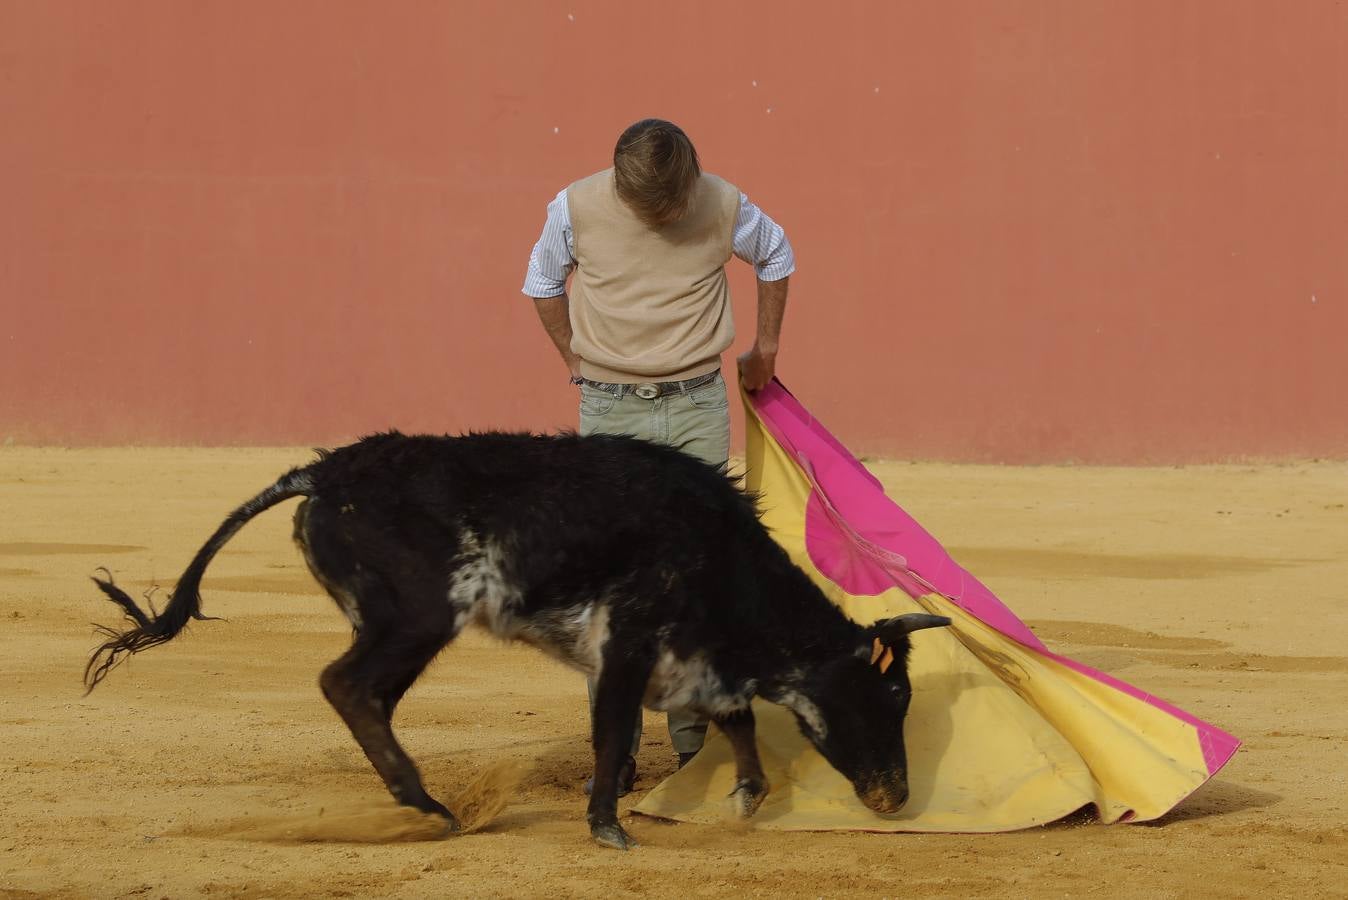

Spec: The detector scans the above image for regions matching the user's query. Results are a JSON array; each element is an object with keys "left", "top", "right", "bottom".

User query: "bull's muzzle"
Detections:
[{"left": 859, "top": 776, "right": 909, "bottom": 815}]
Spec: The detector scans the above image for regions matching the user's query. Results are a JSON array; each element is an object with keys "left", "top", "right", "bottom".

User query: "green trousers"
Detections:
[{"left": 579, "top": 372, "right": 731, "bottom": 756}]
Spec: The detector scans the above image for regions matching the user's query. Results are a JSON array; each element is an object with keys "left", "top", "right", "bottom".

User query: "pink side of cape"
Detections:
[{"left": 750, "top": 381, "right": 1240, "bottom": 777}]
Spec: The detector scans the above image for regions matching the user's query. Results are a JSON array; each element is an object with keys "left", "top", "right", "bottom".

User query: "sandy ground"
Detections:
[{"left": 1, "top": 446, "right": 1346, "bottom": 899}]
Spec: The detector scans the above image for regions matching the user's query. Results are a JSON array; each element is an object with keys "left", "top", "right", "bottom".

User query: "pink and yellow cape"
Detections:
[{"left": 635, "top": 381, "right": 1239, "bottom": 832}]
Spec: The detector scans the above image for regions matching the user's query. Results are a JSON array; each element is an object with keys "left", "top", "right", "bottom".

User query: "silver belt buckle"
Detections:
[{"left": 633, "top": 383, "right": 660, "bottom": 400}]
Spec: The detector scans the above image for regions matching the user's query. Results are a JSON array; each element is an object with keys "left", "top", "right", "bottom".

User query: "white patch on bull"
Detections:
[
  {"left": 447, "top": 533, "right": 521, "bottom": 636},
  {"left": 778, "top": 690, "right": 828, "bottom": 740},
  {"left": 575, "top": 604, "right": 610, "bottom": 675},
  {"left": 644, "top": 651, "right": 751, "bottom": 716},
  {"left": 511, "top": 602, "right": 609, "bottom": 676}
]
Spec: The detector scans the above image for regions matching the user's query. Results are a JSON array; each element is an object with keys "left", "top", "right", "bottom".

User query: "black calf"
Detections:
[{"left": 86, "top": 431, "right": 948, "bottom": 849}]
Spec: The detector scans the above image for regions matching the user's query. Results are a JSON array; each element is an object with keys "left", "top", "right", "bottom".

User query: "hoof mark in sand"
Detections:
[{"left": 171, "top": 760, "right": 525, "bottom": 844}]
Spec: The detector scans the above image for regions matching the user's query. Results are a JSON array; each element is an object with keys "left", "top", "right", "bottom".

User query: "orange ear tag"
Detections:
[{"left": 870, "top": 638, "right": 895, "bottom": 674}]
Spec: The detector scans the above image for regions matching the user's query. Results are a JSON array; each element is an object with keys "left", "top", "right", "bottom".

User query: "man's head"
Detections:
[{"left": 613, "top": 119, "right": 701, "bottom": 227}]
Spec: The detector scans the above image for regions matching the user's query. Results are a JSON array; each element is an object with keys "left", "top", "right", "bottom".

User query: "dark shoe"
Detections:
[
  {"left": 584, "top": 755, "right": 637, "bottom": 797},
  {"left": 678, "top": 751, "right": 699, "bottom": 769}
]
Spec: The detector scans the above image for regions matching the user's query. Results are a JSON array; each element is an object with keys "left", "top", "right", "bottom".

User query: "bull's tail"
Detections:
[{"left": 84, "top": 464, "right": 317, "bottom": 691}]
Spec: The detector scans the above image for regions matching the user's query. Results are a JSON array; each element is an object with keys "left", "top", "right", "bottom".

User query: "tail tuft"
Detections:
[{"left": 85, "top": 571, "right": 198, "bottom": 692}]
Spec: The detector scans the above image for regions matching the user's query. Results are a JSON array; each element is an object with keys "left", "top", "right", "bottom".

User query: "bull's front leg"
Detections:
[
  {"left": 587, "top": 655, "right": 650, "bottom": 850},
  {"left": 715, "top": 707, "right": 768, "bottom": 819}
]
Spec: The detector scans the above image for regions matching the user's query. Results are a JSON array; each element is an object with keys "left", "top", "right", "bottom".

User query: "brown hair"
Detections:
[{"left": 613, "top": 119, "right": 701, "bottom": 226}]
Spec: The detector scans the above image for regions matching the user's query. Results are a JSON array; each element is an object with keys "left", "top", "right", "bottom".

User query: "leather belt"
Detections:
[{"left": 581, "top": 371, "right": 721, "bottom": 400}]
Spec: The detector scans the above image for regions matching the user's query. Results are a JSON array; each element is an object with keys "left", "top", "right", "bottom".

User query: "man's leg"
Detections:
[
  {"left": 663, "top": 374, "right": 732, "bottom": 758},
  {"left": 578, "top": 375, "right": 733, "bottom": 765},
  {"left": 579, "top": 383, "right": 654, "bottom": 769}
]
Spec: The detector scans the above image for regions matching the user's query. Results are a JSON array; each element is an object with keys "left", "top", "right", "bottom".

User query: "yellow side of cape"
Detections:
[{"left": 634, "top": 394, "right": 1215, "bottom": 832}]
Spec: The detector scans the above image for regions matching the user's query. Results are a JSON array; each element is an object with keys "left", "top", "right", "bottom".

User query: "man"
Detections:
[{"left": 521, "top": 118, "right": 794, "bottom": 794}]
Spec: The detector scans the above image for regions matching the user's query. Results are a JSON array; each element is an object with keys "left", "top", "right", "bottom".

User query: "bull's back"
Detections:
[{"left": 310, "top": 428, "right": 759, "bottom": 601}]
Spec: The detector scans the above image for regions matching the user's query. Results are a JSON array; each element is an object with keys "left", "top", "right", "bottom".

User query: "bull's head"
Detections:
[{"left": 780, "top": 612, "right": 950, "bottom": 814}]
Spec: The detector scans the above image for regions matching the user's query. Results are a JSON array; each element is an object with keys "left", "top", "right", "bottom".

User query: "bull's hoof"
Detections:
[
  {"left": 411, "top": 796, "right": 462, "bottom": 835},
  {"left": 728, "top": 777, "right": 767, "bottom": 819},
  {"left": 590, "top": 821, "right": 637, "bottom": 850}
]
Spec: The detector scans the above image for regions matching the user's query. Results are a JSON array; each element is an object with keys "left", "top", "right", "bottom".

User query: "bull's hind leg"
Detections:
[
  {"left": 320, "top": 619, "right": 459, "bottom": 828},
  {"left": 715, "top": 708, "right": 768, "bottom": 819},
  {"left": 297, "top": 499, "right": 460, "bottom": 828}
]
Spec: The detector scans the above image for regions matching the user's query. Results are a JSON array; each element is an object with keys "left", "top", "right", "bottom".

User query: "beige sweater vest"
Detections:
[{"left": 567, "top": 169, "right": 740, "bottom": 382}]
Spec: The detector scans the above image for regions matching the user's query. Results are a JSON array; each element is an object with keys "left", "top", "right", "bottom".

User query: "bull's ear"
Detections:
[{"left": 872, "top": 613, "right": 951, "bottom": 644}]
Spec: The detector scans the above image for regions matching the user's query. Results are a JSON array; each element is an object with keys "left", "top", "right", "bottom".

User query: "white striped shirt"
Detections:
[{"left": 522, "top": 188, "right": 795, "bottom": 298}]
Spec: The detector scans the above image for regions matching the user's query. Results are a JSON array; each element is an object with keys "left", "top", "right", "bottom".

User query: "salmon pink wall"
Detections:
[{"left": 3, "top": 1, "right": 1345, "bottom": 462}]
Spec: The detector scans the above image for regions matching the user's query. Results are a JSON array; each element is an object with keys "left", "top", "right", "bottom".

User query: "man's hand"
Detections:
[
  {"left": 533, "top": 294, "right": 584, "bottom": 383},
  {"left": 737, "top": 343, "right": 777, "bottom": 393},
  {"left": 563, "top": 349, "right": 583, "bottom": 384},
  {"left": 739, "top": 276, "right": 788, "bottom": 392}
]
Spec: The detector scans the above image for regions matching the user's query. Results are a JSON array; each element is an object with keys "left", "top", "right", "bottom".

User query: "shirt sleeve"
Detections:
[
  {"left": 521, "top": 189, "right": 576, "bottom": 298},
  {"left": 732, "top": 192, "right": 796, "bottom": 281}
]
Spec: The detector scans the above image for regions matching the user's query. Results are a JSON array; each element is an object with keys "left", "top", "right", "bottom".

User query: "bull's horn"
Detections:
[{"left": 894, "top": 613, "right": 951, "bottom": 633}]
